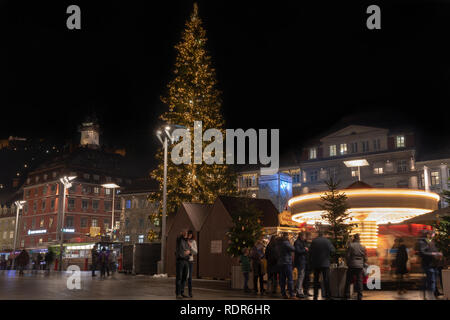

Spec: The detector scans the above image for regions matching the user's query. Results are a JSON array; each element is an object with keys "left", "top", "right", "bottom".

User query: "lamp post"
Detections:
[
  {"left": 102, "top": 183, "right": 120, "bottom": 240},
  {"left": 12, "top": 200, "right": 26, "bottom": 270},
  {"left": 58, "top": 176, "right": 76, "bottom": 271},
  {"left": 156, "top": 125, "right": 179, "bottom": 274}
]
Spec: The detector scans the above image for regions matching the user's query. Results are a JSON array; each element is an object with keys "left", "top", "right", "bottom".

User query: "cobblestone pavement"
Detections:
[{"left": 0, "top": 270, "right": 444, "bottom": 300}]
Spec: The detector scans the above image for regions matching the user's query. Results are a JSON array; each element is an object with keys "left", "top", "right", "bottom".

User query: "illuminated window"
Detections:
[
  {"left": 105, "top": 188, "right": 111, "bottom": 195},
  {"left": 94, "top": 187, "right": 100, "bottom": 194},
  {"left": 40, "top": 218, "right": 44, "bottom": 228},
  {"left": 396, "top": 135, "right": 405, "bottom": 148},
  {"left": 309, "top": 148, "right": 317, "bottom": 160},
  {"left": 39, "top": 238, "right": 43, "bottom": 244},
  {"left": 351, "top": 168, "right": 358, "bottom": 177},
  {"left": 2, "top": 231, "right": 6, "bottom": 239},
  {"left": 374, "top": 167, "right": 383, "bottom": 175},
  {"left": 91, "top": 219, "right": 98, "bottom": 227},
  {"left": 125, "top": 235, "right": 130, "bottom": 242},
  {"left": 9, "top": 231, "right": 14, "bottom": 239},
  {"left": 49, "top": 218, "right": 53, "bottom": 228},
  {"left": 104, "top": 219, "right": 110, "bottom": 230},
  {"left": 329, "top": 145, "right": 337, "bottom": 157},
  {"left": 340, "top": 144, "right": 347, "bottom": 155},
  {"left": 138, "top": 235, "right": 144, "bottom": 243},
  {"left": 431, "top": 171, "right": 440, "bottom": 186},
  {"left": 126, "top": 200, "right": 132, "bottom": 209}
]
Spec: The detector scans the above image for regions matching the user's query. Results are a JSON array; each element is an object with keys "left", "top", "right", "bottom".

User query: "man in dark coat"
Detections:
[
  {"left": 277, "top": 233, "right": 297, "bottom": 299},
  {"left": 264, "top": 236, "right": 279, "bottom": 294},
  {"left": 250, "top": 241, "right": 265, "bottom": 294},
  {"left": 294, "top": 231, "right": 308, "bottom": 298},
  {"left": 310, "top": 231, "right": 335, "bottom": 300},
  {"left": 175, "top": 230, "right": 191, "bottom": 299},
  {"left": 344, "top": 234, "right": 367, "bottom": 300},
  {"left": 91, "top": 247, "right": 98, "bottom": 277},
  {"left": 303, "top": 232, "right": 313, "bottom": 296},
  {"left": 417, "top": 229, "right": 442, "bottom": 299},
  {"left": 16, "top": 249, "right": 29, "bottom": 275}
]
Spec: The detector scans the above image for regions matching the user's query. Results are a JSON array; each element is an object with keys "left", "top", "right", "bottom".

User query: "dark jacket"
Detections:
[
  {"left": 346, "top": 240, "right": 367, "bottom": 269},
  {"left": 294, "top": 238, "right": 307, "bottom": 268},
  {"left": 310, "top": 236, "right": 335, "bottom": 269},
  {"left": 417, "top": 238, "right": 439, "bottom": 268},
  {"left": 395, "top": 244, "right": 408, "bottom": 274},
  {"left": 239, "top": 255, "right": 251, "bottom": 273},
  {"left": 265, "top": 240, "right": 279, "bottom": 273},
  {"left": 278, "top": 239, "right": 295, "bottom": 266},
  {"left": 175, "top": 235, "right": 190, "bottom": 261}
]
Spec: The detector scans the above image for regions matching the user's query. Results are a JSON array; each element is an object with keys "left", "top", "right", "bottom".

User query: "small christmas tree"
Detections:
[
  {"left": 226, "top": 200, "right": 264, "bottom": 257},
  {"left": 319, "top": 178, "right": 354, "bottom": 263}
]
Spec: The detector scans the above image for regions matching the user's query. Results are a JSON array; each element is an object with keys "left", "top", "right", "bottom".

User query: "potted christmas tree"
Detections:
[
  {"left": 226, "top": 199, "right": 263, "bottom": 289},
  {"left": 319, "top": 178, "right": 354, "bottom": 299}
]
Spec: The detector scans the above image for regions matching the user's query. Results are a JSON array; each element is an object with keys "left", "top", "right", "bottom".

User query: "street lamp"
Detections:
[
  {"left": 156, "top": 124, "right": 183, "bottom": 274},
  {"left": 343, "top": 159, "right": 369, "bottom": 181},
  {"left": 102, "top": 183, "right": 120, "bottom": 240},
  {"left": 12, "top": 200, "right": 26, "bottom": 270},
  {"left": 58, "top": 176, "right": 76, "bottom": 271}
]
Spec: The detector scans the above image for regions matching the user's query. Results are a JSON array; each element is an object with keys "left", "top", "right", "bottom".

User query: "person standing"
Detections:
[
  {"left": 417, "top": 229, "right": 442, "bottom": 299},
  {"left": 175, "top": 230, "right": 191, "bottom": 299},
  {"left": 186, "top": 230, "right": 197, "bottom": 298},
  {"left": 16, "top": 249, "right": 29, "bottom": 275},
  {"left": 303, "top": 232, "right": 313, "bottom": 296},
  {"left": 0, "top": 255, "right": 6, "bottom": 270},
  {"left": 394, "top": 238, "right": 409, "bottom": 295},
  {"left": 278, "top": 233, "right": 296, "bottom": 299},
  {"left": 91, "top": 247, "right": 98, "bottom": 277},
  {"left": 44, "top": 249, "right": 55, "bottom": 275},
  {"left": 310, "top": 231, "right": 335, "bottom": 300},
  {"left": 250, "top": 241, "right": 265, "bottom": 295},
  {"left": 294, "top": 231, "right": 308, "bottom": 298},
  {"left": 265, "top": 235, "right": 279, "bottom": 295},
  {"left": 239, "top": 247, "right": 252, "bottom": 292},
  {"left": 99, "top": 247, "right": 110, "bottom": 278},
  {"left": 344, "top": 234, "right": 367, "bottom": 300}
]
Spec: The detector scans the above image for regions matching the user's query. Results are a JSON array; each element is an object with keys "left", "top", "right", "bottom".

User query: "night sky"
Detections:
[{"left": 2, "top": 0, "right": 450, "bottom": 165}]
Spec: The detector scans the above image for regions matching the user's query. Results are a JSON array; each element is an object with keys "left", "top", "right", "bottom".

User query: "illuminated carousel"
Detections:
[{"left": 288, "top": 181, "right": 440, "bottom": 249}]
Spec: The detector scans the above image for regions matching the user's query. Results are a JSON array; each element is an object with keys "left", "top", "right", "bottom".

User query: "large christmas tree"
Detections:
[{"left": 150, "top": 3, "right": 237, "bottom": 216}]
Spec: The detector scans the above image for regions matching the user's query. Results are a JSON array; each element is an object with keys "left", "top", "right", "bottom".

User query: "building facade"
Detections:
[
  {"left": 237, "top": 125, "right": 449, "bottom": 209},
  {"left": 118, "top": 179, "right": 159, "bottom": 245},
  {"left": 19, "top": 119, "right": 133, "bottom": 250},
  {"left": 0, "top": 205, "right": 16, "bottom": 251}
]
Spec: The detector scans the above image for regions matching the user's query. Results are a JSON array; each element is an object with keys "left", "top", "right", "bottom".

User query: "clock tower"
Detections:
[{"left": 79, "top": 115, "right": 100, "bottom": 149}]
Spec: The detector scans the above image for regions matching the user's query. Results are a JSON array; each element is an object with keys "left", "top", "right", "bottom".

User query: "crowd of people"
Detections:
[
  {"left": 91, "top": 247, "right": 117, "bottom": 279},
  {"left": 0, "top": 249, "right": 55, "bottom": 275},
  {"left": 239, "top": 231, "right": 344, "bottom": 300}
]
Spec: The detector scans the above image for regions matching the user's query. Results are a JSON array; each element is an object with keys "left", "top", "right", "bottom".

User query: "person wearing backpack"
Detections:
[{"left": 265, "top": 235, "right": 279, "bottom": 294}]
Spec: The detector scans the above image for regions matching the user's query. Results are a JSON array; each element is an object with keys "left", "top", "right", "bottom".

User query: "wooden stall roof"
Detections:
[{"left": 166, "top": 202, "right": 212, "bottom": 235}]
